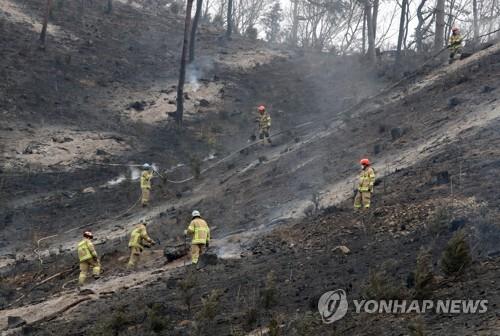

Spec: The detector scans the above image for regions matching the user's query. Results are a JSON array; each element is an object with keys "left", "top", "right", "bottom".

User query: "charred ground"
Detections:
[{"left": 1, "top": 0, "right": 500, "bottom": 335}]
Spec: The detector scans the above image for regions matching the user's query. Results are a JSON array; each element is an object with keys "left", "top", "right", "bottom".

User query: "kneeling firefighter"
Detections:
[{"left": 127, "top": 219, "right": 156, "bottom": 269}]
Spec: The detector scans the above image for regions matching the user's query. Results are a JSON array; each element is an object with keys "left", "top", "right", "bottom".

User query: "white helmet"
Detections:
[
  {"left": 142, "top": 163, "right": 151, "bottom": 170},
  {"left": 192, "top": 210, "right": 201, "bottom": 218}
]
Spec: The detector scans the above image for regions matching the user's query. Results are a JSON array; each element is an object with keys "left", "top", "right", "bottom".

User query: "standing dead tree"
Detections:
[
  {"left": 415, "top": 0, "right": 434, "bottom": 52},
  {"left": 362, "top": 0, "right": 377, "bottom": 62},
  {"left": 175, "top": 0, "right": 195, "bottom": 127},
  {"left": 107, "top": 0, "right": 113, "bottom": 13},
  {"left": 40, "top": 0, "right": 53, "bottom": 48},
  {"left": 231, "top": 0, "right": 269, "bottom": 35},
  {"left": 189, "top": 0, "right": 204, "bottom": 62},
  {"left": 289, "top": 0, "right": 299, "bottom": 46},
  {"left": 472, "top": 0, "right": 479, "bottom": 46},
  {"left": 227, "top": 0, "right": 233, "bottom": 38},
  {"left": 372, "top": 0, "right": 379, "bottom": 41},
  {"left": 434, "top": 0, "right": 445, "bottom": 52},
  {"left": 396, "top": 0, "right": 409, "bottom": 64},
  {"left": 339, "top": 1, "right": 364, "bottom": 53}
]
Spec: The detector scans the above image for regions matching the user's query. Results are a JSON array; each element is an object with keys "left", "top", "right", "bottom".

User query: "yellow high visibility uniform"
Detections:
[
  {"left": 187, "top": 218, "right": 210, "bottom": 245},
  {"left": 141, "top": 171, "right": 153, "bottom": 189},
  {"left": 129, "top": 224, "right": 153, "bottom": 249},
  {"left": 354, "top": 167, "right": 376, "bottom": 209},
  {"left": 257, "top": 112, "right": 272, "bottom": 143},
  {"left": 258, "top": 113, "right": 271, "bottom": 130},
  {"left": 187, "top": 217, "right": 210, "bottom": 264},
  {"left": 78, "top": 238, "right": 98, "bottom": 262},
  {"left": 358, "top": 167, "right": 375, "bottom": 192},
  {"left": 448, "top": 33, "right": 463, "bottom": 62},
  {"left": 448, "top": 34, "right": 463, "bottom": 52},
  {"left": 127, "top": 224, "right": 154, "bottom": 269},
  {"left": 141, "top": 170, "right": 153, "bottom": 206},
  {"left": 77, "top": 238, "right": 101, "bottom": 285}
]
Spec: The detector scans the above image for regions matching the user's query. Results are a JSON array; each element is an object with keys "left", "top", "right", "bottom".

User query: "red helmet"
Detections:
[
  {"left": 258, "top": 105, "right": 266, "bottom": 113},
  {"left": 360, "top": 158, "right": 370, "bottom": 166},
  {"left": 83, "top": 231, "right": 93, "bottom": 239}
]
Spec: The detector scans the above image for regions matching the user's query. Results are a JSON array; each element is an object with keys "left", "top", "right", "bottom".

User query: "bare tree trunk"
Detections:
[
  {"left": 444, "top": 0, "right": 456, "bottom": 40},
  {"left": 226, "top": 0, "right": 233, "bottom": 39},
  {"left": 472, "top": 0, "right": 479, "bottom": 47},
  {"left": 362, "top": 10, "right": 366, "bottom": 54},
  {"left": 403, "top": 0, "right": 410, "bottom": 49},
  {"left": 202, "top": 0, "right": 210, "bottom": 20},
  {"left": 189, "top": 0, "right": 203, "bottom": 63},
  {"left": 175, "top": 0, "right": 194, "bottom": 127},
  {"left": 290, "top": 0, "right": 299, "bottom": 46},
  {"left": 415, "top": 0, "right": 428, "bottom": 53},
  {"left": 106, "top": 0, "right": 113, "bottom": 13},
  {"left": 396, "top": 0, "right": 408, "bottom": 64},
  {"left": 40, "top": 0, "right": 53, "bottom": 47},
  {"left": 434, "top": 0, "right": 445, "bottom": 52},
  {"left": 365, "top": 2, "right": 376, "bottom": 62},
  {"left": 488, "top": 0, "right": 497, "bottom": 37},
  {"left": 372, "top": 0, "right": 379, "bottom": 41}
]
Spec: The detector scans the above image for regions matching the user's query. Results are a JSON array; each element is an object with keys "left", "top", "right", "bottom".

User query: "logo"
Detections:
[
  {"left": 318, "top": 288, "right": 488, "bottom": 324},
  {"left": 317, "top": 289, "right": 348, "bottom": 323}
]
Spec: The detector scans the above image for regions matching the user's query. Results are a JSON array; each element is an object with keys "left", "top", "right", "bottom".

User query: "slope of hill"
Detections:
[{"left": 1, "top": 0, "right": 500, "bottom": 335}]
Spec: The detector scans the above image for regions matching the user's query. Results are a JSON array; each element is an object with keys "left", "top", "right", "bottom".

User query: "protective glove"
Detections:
[
  {"left": 206, "top": 241, "right": 210, "bottom": 249},
  {"left": 183, "top": 230, "right": 187, "bottom": 236},
  {"left": 151, "top": 240, "right": 157, "bottom": 246}
]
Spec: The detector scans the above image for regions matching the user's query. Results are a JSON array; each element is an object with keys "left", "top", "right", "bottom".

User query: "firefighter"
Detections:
[
  {"left": 184, "top": 210, "right": 210, "bottom": 265},
  {"left": 140, "top": 163, "right": 154, "bottom": 207},
  {"left": 354, "top": 158, "right": 376, "bottom": 210},
  {"left": 256, "top": 105, "right": 272, "bottom": 144},
  {"left": 127, "top": 219, "right": 156, "bottom": 269},
  {"left": 448, "top": 27, "right": 463, "bottom": 63},
  {"left": 77, "top": 231, "right": 101, "bottom": 286}
]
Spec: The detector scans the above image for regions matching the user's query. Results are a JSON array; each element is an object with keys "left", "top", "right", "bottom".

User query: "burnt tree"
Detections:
[
  {"left": 175, "top": 0, "right": 195, "bottom": 126},
  {"left": 472, "top": 0, "right": 479, "bottom": 47},
  {"left": 434, "top": 0, "right": 445, "bottom": 52},
  {"left": 396, "top": 0, "right": 409, "bottom": 64},
  {"left": 364, "top": 1, "right": 376, "bottom": 62},
  {"left": 189, "top": 0, "right": 203, "bottom": 63},
  {"left": 40, "top": 0, "right": 53, "bottom": 47},
  {"left": 226, "top": 0, "right": 233, "bottom": 39},
  {"left": 107, "top": 0, "right": 113, "bottom": 13}
]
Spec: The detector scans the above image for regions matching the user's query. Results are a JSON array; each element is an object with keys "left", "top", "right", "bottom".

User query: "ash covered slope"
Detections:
[
  {"left": 5, "top": 42, "right": 498, "bottom": 335},
  {"left": 1, "top": 0, "right": 500, "bottom": 334},
  {"left": 0, "top": 0, "right": 383, "bottom": 261}
]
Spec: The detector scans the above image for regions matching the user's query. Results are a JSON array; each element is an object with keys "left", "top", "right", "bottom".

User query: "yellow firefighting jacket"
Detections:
[
  {"left": 448, "top": 34, "right": 463, "bottom": 51},
  {"left": 258, "top": 113, "right": 271, "bottom": 129},
  {"left": 129, "top": 224, "right": 153, "bottom": 249},
  {"left": 140, "top": 171, "right": 153, "bottom": 189},
  {"left": 358, "top": 167, "right": 375, "bottom": 192},
  {"left": 78, "top": 238, "right": 98, "bottom": 262},
  {"left": 187, "top": 218, "right": 210, "bottom": 245}
]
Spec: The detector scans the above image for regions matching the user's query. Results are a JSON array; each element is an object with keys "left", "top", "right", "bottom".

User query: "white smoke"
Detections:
[
  {"left": 203, "top": 152, "right": 216, "bottom": 161},
  {"left": 215, "top": 244, "right": 242, "bottom": 260},
  {"left": 107, "top": 175, "right": 126, "bottom": 186},
  {"left": 186, "top": 57, "right": 215, "bottom": 93},
  {"left": 187, "top": 64, "right": 201, "bottom": 92},
  {"left": 130, "top": 167, "right": 141, "bottom": 180}
]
